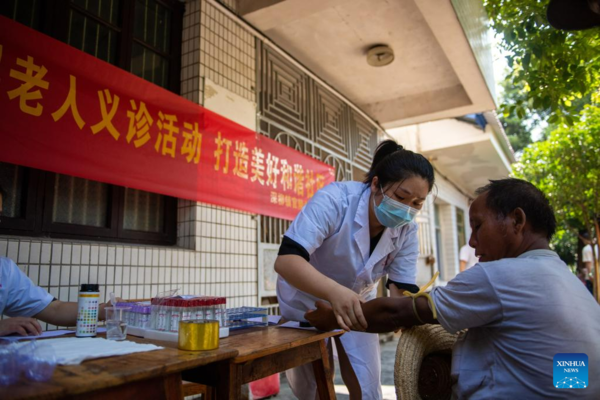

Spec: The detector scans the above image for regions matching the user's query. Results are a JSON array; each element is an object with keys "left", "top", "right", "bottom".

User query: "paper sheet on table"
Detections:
[
  {"left": 279, "top": 321, "right": 318, "bottom": 331},
  {"left": 248, "top": 315, "right": 282, "bottom": 324},
  {"left": 14, "top": 337, "right": 163, "bottom": 365},
  {"left": 0, "top": 329, "right": 75, "bottom": 341},
  {"left": 0, "top": 327, "right": 107, "bottom": 342}
]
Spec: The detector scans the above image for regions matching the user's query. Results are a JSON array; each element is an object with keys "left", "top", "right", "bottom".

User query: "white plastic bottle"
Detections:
[{"left": 76, "top": 284, "right": 100, "bottom": 337}]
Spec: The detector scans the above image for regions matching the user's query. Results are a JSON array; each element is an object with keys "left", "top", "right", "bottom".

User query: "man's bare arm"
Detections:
[{"left": 305, "top": 296, "right": 437, "bottom": 333}]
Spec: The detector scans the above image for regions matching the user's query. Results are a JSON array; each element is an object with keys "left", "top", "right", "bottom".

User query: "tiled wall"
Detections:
[{"left": 199, "top": 0, "right": 256, "bottom": 104}]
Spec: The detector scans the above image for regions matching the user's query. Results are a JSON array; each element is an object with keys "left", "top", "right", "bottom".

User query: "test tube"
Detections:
[
  {"left": 140, "top": 306, "right": 151, "bottom": 329},
  {"left": 157, "top": 298, "right": 169, "bottom": 331},
  {"left": 181, "top": 299, "right": 192, "bottom": 321},
  {"left": 204, "top": 297, "right": 214, "bottom": 320},
  {"left": 150, "top": 298, "right": 159, "bottom": 330},
  {"left": 194, "top": 298, "right": 205, "bottom": 320},
  {"left": 169, "top": 299, "right": 182, "bottom": 332},
  {"left": 216, "top": 297, "right": 226, "bottom": 326}
]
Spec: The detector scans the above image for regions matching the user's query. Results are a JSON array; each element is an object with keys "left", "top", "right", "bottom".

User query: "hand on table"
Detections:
[{"left": 0, "top": 317, "right": 42, "bottom": 337}]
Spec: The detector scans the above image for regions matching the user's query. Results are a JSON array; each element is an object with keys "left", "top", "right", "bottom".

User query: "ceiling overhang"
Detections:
[
  {"left": 422, "top": 135, "right": 512, "bottom": 196},
  {"left": 237, "top": 0, "right": 497, "bottom": 128}
]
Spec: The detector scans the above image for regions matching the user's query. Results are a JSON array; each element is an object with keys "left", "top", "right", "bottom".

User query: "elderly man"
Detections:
[
  {"left": 0, "top": 185, "right": 109, "bottom": 336},
  {"left": 306, "top": 178, "right": 600, "bottom": 399}
]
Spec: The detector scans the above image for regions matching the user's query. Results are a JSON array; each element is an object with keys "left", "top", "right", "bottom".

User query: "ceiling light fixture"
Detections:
[{"left": 366, "top": 45, "right": 394, "bottom": 67}]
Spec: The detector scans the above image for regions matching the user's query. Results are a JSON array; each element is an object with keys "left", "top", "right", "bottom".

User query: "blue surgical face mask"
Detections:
[{"left": 373, "top": 185, "right": 419, "bottom": 228}]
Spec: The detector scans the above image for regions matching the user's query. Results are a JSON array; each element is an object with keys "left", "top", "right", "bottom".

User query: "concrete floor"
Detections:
[{"left": 258, "top": 337, "right": 399, "bottom": 400}]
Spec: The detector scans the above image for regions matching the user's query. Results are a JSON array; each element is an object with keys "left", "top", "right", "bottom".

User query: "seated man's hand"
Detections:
[
  {"left": 0, "top": 317, "right": 43, "bottom": 336},
  {"left": 304, "top": 300, "right": 341, "bottom": 331}
]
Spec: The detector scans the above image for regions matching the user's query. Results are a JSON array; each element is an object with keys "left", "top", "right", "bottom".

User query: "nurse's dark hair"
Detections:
[
  {"left": 475, "top": 178, "right": 556, "bottom": 240},
  {"left": 364, "top": 140, "right": 435, "bottom": 191},
  {"left": 0, "top": 184, "right": 5, "bottom": 199}
]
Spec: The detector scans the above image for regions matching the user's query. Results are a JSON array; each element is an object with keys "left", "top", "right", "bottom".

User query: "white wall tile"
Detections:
[
  {"left": 81, "top": 245, "right": 90, "bottom": 265},
  {"left": 108, "top": 247, "right": 116, "bottom": 266},
  {"left": 62, "top": 244, "right": 72, "bottom": 264},
  {"left": 8, "top": 241, "right": 19, "bottom": 261},
  {"left": 60, "top": 265, "right": 70, "bottom": 286},
  {"left": 0, "top": 239, "right": 8, "bottom": 257},
  {"left": 99, "top": 247, "right": 108, "bottom": 265},
  {"left": 71, "top": 245, "right": 81, "bottom": 265},
  {"left": 98, "top": 266, "right": 107, "bottom": 284},
  {"left": 106, "top": 266, "right": 115, "bottom": 285},
  {"left": 90, "top": 246, "right": 99, "bottom": 265},
  {"left": 18, "top": 242, "right": 30, "bottom": 264},
  {"left": 28, "top": 264, "right": 39, "bottom": 286},
  {"left": 131, "top": 267, "right": 138, "bottom": 284},
  {"left": 50, "top": 265, "right": 61, "bottom": 286},
  {"left": 79, "top": 265, "right": 89, "bottom": 284},
  {"left": 116, "top": 247, "right": 124, "bottom": 266},
  {"left": 124, "top": 247, "right": 131, "bottom": 266},
  {"left": 69, "top": 286, "right": 78, "bottom": 302},
  {"left": 89, "top": 266, "right": 99, "bottom": 285}
]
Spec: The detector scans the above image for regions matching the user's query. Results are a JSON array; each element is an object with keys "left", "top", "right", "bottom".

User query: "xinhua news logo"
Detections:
[{"left": 554, "top": 353, "right": 588, "bottom": 389}]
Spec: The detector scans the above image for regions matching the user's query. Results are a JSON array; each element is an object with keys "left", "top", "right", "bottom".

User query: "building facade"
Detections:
[{"left": 1, "top": 0, "right": 502, "bottom": 329}]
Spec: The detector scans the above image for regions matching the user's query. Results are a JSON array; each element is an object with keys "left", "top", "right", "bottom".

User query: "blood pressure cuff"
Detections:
[
  {"left": 278, "top": 236, "right": 310, "bottom": 262},
  {"left": 386, "top": 279, "right": 420, "bottom": 294}
]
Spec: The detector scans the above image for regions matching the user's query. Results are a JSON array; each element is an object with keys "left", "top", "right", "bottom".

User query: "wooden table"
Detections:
[
  {"left": 0, "top": 335, "right": 238, "bottom": 400},
  {"left": 184, "top": 326, "right": 343, "bottom": 400},
  {"left": 1, "top": 327, "right": 342, "bottom": 399}
]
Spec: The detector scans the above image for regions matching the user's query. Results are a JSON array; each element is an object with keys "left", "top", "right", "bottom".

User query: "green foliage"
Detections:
[
  {"left": 513, "top": 102, "right": 600, "bottom": 259},
  {"left": 485, "top": 0, "right": 600, "bottom": 125},
  {"left": 550, "top": 228, "right": 578, "bottom": 267},
  {"left": 498, "top": 79, "right": 544, "bottom": 152}
]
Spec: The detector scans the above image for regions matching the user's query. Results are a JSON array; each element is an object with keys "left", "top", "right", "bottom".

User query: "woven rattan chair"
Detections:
[{"left": 394, "top": 325, "right": 463, "bottom": 400}]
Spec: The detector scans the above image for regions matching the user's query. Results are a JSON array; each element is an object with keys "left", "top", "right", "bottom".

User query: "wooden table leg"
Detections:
[
  {"left": 312, "top": 339, "right": 336, "bottom": 400},
  {"left": 216, "top": 361, "right": 243, "bottom": 400},
  {"left": 162, "top": 373, "right": 184, "bottom": 400}
]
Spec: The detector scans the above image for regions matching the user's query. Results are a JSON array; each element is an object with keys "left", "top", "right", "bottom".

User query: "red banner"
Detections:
[{"left": 0, "top": 16, "right": 334, "bottom": 220}]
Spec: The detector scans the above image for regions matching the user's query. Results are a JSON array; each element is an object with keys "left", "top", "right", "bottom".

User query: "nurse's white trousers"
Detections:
[{"left": 285, "top": 330, "right": 382, "bottom": 400}]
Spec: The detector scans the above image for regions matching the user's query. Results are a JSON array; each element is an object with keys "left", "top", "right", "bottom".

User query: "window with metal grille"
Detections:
[
  {"left": 0, "top": 0, "right": 182, "bottom": 245},
  {"left": 0, "top": 162, "right": 177, "bottom": 244},
  {"left": 1, "top": 0, "right": 183, "bottom": 92}
]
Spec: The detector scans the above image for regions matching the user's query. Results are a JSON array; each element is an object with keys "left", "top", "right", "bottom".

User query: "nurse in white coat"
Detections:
[{"left": 275, "top": 140, "right": 435, "bottom": 399}]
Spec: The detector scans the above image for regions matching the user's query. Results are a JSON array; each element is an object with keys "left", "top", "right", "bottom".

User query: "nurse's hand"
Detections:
[
  {"left": 0, "top": 317, "right": 43, "bottom": 337},
  {"left": 328, "top": 286, "right": 368, "bottom": 331}
]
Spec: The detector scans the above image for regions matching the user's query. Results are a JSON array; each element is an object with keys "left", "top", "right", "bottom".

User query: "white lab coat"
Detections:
[{"left": 277, "top": 181, "right": 420, "bottom": 399}]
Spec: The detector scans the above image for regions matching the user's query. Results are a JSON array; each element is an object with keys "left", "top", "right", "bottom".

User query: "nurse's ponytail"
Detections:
[{"left": 364, "top": 139, "right": 435, "bottom": 191}]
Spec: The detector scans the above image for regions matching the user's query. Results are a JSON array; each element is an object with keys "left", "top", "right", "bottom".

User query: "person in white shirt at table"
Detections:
[{"left": 0, "top": 185, "right": 109, "bottom": 336}]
